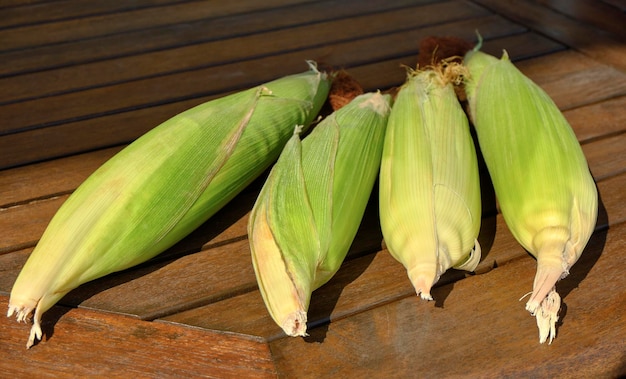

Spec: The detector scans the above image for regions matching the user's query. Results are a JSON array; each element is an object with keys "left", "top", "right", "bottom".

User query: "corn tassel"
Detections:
[
  {"left": 463, "top": 46, "right": 598, "bottom": 343},
  {"left": 8, "top": 61, "right": 331, "bottom": 348},
  {"left": 379, "top": 68, "right": 482, "bottom": 300},
  {"left": 248, "top": 92, "right": 391, "bottom": 336}
]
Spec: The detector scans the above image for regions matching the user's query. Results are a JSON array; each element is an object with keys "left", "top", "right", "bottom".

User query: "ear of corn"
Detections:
[
  {"left": 8, "top": 61, "right": 331, "bottom": 348},
  {"left": 248, "top": 92, "right": 391, "bottom": 336},
  {"left": 379, "top": 69, "right": 482, "bottom": 300},
  {"left": 463, "top": 47, "right": 598, "bottom": 343}
]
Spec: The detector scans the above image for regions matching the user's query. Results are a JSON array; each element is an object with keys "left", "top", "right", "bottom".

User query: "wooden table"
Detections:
[{"left": 1, "top": 1, "right": 624, "bottom": 377}]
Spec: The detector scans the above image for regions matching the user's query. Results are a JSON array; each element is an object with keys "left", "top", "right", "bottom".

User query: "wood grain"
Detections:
[
  {"left": 515, "top": 50, "right": 626, "bottom": 110},
  {"left": 0, "top": 297, "right": 276, "bottom": 378},
  {"left": 0, "top": 0, "right": 447, "bottom": 104},
  {"left": 0, "top": 0, "right": 189, "bottom": 29},
  {"left": 0, "top": 147, "right": 121, "bottom": 207},
  {"left": 0, "top": 0, "right": 315, "bottom": 52},
  {"left": 472, "top": 0, "right": 626, "bottom": 72},
  {"left": 536, "top": 0, "right": 626, "bottom": 40},
  {"left": 0, "top": 0, "right": 425, "bottom": 77},
  {"left": 565, "top": 95, "right": 626, "bottom": 142},
  {"left": 582, "top": 133, "right": 626, "bottom": 181}
]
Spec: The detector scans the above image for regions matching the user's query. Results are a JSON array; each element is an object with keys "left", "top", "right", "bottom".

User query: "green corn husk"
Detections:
[
  {"left": 248, "top": 92, "right": 391, "bottom": 336},
  {"left": 8, "top": 61, "right": 331, "bottom": 348},
  {"left": 463, "top": 46, "right": 598, "bottom": 344},
  {"left": 379, "top": 68, "right": 482, "bottom": 300}
]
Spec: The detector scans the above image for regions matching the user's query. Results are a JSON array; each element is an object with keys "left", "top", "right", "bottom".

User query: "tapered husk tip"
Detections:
[
  {"left": 407, "top": 268, "right": 437, "bottom": 301},
  {"left": 282, "top": 310, "right": 309, "bottom": 337},
  {"left": 249, "top": 201, "right": 313, "bottom": 339}
]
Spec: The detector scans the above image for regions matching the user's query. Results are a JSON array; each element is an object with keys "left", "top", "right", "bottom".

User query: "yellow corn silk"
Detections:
[
  {"left": 8, "top": 61, "right": 331, "bottom": 348},
  {"left": 248, "top": 92, "right": 391, "bottom": 337},
  {"left": 464, "top": 47, "right": 598, "bottom": 344},
  {"left": 379, "top": 68, "right": 482, "bottom": 301}
]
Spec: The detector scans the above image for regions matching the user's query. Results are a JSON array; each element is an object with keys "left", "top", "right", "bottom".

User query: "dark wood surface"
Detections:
[{"left": 1, "top": 1, "right": 625, "bottom": 377}]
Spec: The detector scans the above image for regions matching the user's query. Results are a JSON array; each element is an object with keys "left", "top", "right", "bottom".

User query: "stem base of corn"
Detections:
[
  {"left": 525, "top": 253, "right": 567, "bottom": 344},
  {"left": 526, "top": 288, "right": 560, "bottom": 344}
]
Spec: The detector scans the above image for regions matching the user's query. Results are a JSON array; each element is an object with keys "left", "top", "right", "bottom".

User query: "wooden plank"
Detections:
[
  {"left": 565, "top": 95, "right": 626, "bottom": 142},
  {"left": 0, "top": 236, "right": 256, "bottom": 317},
  {"left": 0, "top": 0, "right": 316, "bottom": 52},
  {"left": 0, "top": 0, "right": 186, "bottom": 29},
  {"left": 582, "top": 132, "right": 626, "bottom": 181},
  {"left": 600, "top": 172, "right": 626, "bottom": 227},
  {"left": 0, "top": 1, "right": 489, "bottom": 105},
  {"left": 66, "top": 239, "right": 259, "bottom": 320},
  {"left": 0, "top": 0, "right": 50, "bottom": 9},
  {"left": 0, "top": 0, "right": 425, "bottom": 77},
  {"left": 0, "top": 146, "right": 121, "bottom": 207},
  {"left": 0, "top": 247, "right": 29, "bottom": 295},
  {"left": 479, "top": 30, "right": 567, "bottom": 60},
  {"left": 514, "top": 50, "right": 626, "bottom": 110},
  {"left": 0, "top": 14, "right": 526, "bottom": 169},
  {"left": 516, "top": 48, "right": 605, "bottom": 78},
  {"left": 0, "top": 9, "right": 502, "bottom": 133},
  {"left": 601, "top": 0, "right": 626, "bottom": 11},
  {"left": 536, "top": 0, "right": 626, "bottom": 40},
  {"left": 0, "top": 194, "right": 65, "bottom": 254},
  {"left": 10, "top": 40, "right": 616, "bottom": 143},
  {"left": 470, "top": 0, "right": 626, "bottom": 72},
  {"left": 269, "top": 221, "right": 626, "bottom": 378},
  {"left": 0, "top": 297, "right": 276, "bottom": 378},
  {"left": 0, "top": 101, "right": 188, "bottom": 170}
]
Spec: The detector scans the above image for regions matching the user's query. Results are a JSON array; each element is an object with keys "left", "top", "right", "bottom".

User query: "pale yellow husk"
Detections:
[
  {"left": 379, "top": 68, "right": 482, "bottom": 301},
  {"left": 464, "top": 47, "right": 598, "bottom": 344}
]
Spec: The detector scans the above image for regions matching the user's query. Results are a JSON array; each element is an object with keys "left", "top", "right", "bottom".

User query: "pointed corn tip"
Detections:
[
  {"left": 408, "top": 268, "right": 437, "bottom": 301},
  {"left": 282, "top": 311, "right": 308, "bottom": 337},
  {"left": 419, "top": 291, "right": 434, "bottom": 301}
]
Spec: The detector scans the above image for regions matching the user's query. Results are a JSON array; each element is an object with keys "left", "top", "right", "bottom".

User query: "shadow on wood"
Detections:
[{"left": 555, "top": 187, "right": 608, "bottom": 333}]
